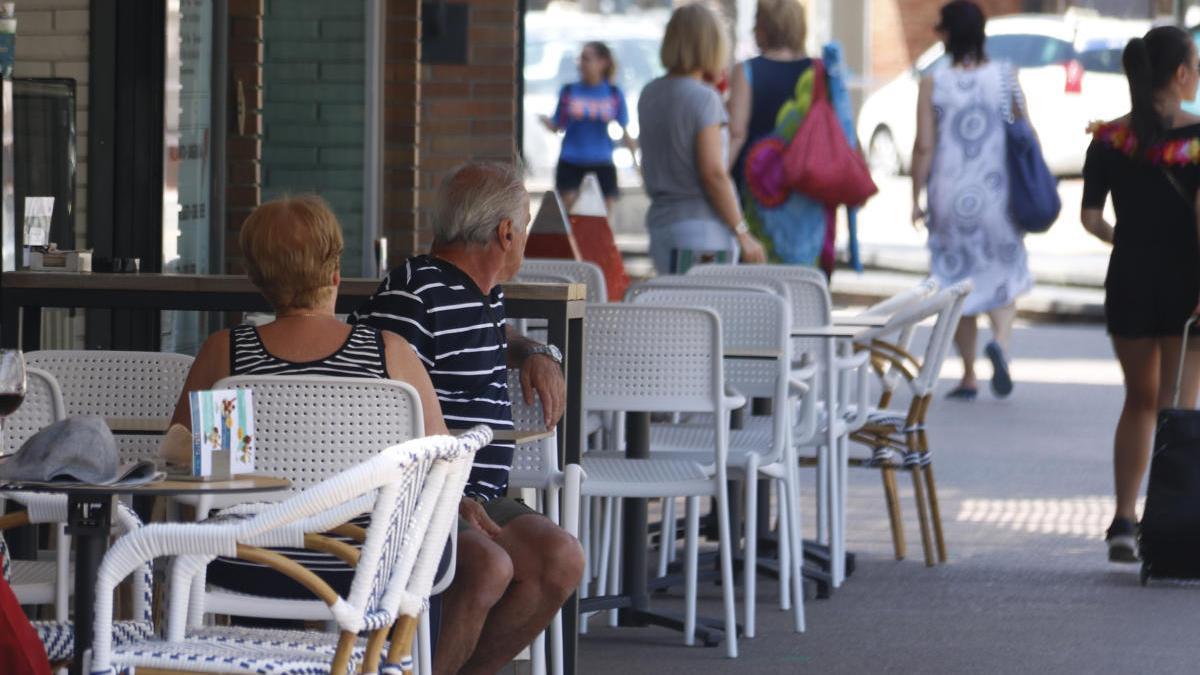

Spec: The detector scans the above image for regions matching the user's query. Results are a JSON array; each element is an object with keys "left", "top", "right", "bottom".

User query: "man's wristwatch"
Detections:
[
  {"left": 733, "top": 221, "right": 750, "bottom": 236},
  {"left": 526, "top": 343, "right": 563, "bottom": 365}
]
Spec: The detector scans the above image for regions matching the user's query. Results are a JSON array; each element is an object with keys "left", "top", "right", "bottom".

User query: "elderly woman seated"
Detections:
[{"left": 163, "top": 195, "right": 447, "bottom": 597}]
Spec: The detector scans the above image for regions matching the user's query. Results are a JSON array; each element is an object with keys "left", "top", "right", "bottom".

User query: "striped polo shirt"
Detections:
[{"left": 350, "top": 255, "right": 514, "bottom": 500}]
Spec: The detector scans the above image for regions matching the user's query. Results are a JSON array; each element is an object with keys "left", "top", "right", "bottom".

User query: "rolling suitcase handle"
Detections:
[{"left": 1172, "top": 315, "right": 1200, "bottom": 409}]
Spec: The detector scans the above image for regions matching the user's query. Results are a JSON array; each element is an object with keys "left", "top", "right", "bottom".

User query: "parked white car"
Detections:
[
  {"left": 856, "top": 13, "right": 1147, "bottom": 177},
  {"left": 523, "top": 9, "right": 667, "bottom": 190}
]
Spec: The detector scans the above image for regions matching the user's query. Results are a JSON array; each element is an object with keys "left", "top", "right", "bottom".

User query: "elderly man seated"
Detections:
[{"left": 350, "top": 162, "right": 585, "bottom": 675}]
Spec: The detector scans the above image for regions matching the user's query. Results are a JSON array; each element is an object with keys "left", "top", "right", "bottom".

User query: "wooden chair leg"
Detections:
[
  {"left": 923, "top": 462, "right": 948, "bottom": 563},
  {"left": 360, "top": 628, "right": 389, "bottom": 674},
  {"left": 881, "top": 467, "right": 905, "bottom": 561},
  {"left": 908, "top": 467, "right": 936, "bottom": 567},
  {"left": 331, "top": 630, "right": 358, "bottom": 675},
  {"left": 385, "top": 615, "right": 420, "bottom": 675}
]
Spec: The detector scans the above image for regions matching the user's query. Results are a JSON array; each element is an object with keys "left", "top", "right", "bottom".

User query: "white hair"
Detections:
[{"left": 432, "top": 162, "right": 527, "bottom": 248}]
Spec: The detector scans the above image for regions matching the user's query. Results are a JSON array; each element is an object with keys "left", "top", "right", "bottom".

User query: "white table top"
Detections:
[
  {"left": 831, "top": 313, "right": 889, "bottom": 327},
  {"left": 790, "top": 325, "right": 868, "bottom": 339}
]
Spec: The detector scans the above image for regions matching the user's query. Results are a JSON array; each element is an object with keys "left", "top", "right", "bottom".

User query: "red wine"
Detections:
[{"left": 0, "top": 393, "right": 24, "bottom": 417}]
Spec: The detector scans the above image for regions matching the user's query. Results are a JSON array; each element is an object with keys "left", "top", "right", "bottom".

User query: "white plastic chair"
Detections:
[
  {"left": 1, "top": 367, "right": 70, "bottom": 620},
  {"left": 848, "top": 281, "right": 972, "bottom": 566},
  {"left": 24, "top": 350, "right": 194, "bottom": 463},
  {"left": 688, "top": 262, "right": 828, "bottom": 290},
  {"left": 89, "top": 428, "right": 489, "bottom": 675},
  {"left": 571, "top": 304, "right": 740, "bottom": 658},
  {"left": 678, "top": 268, "right": 872, "bottom": 587},
  {"left": 520, "top": 259, "right": 608, "bottom": 303},
  {"left": 506, "top": 369, "right": 584, "bottom": 675},
  {"left": 191, "top": 374, "right": 425, "bottom": 622},
  {"left": 631, "top": 288, "right": 818, "bottom": 637},
  {"left": 0, "top": 367, "right": 155, "bottom": 663}
]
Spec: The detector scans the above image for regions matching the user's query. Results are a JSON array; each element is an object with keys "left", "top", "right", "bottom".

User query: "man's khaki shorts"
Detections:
[{"left": 457, "top": 496, "right": 537, "bottom": 533}]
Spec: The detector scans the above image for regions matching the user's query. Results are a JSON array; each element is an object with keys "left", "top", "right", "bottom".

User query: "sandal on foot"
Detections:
[
  {"left": 985, "top": 341, "right": 1013, "bottom": 398},
  {"left": 946, "top": 386, "right": 978, "bottom": 401}
]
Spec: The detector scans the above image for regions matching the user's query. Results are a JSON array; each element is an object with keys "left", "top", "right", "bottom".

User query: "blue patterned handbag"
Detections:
[{"left": 1001, "top": 63, "right": 1060, "bottom": 233}]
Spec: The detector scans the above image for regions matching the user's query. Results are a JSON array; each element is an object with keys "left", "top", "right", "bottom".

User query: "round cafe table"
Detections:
[{"left": 1, "top": 475, "right": 291, "bottom": 675}]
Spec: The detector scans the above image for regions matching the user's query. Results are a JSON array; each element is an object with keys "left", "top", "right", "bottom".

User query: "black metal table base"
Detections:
[{"left": 578, "top": 595, "right": 726, "bottom": 648}]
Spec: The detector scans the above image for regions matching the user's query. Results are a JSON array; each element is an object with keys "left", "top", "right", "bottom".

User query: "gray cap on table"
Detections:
[{"left": 0, "top": 416, "right": 119, "bottom": 484}]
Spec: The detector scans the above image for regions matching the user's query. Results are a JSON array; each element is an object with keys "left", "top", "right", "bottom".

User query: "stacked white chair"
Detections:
[
  {"left": 89, "top": 428, "right": 489, "bottom": 675},
  {"left": 189, "top": 375, "right": 425, "bottom": 622},
  {"left": 24, "top": 350, "right": 194, "bottom": 463},
  {"left": 682, "top": 266, "right": 872, "bottom": 587},
  {"left": 630, "top": 287, "right": 819, "bottom": 636},
  {"left": 570, "top": 304, "right": 740, "bottom": 657}
]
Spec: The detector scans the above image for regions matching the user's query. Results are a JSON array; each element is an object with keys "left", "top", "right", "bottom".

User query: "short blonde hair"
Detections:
[
  {"left": 239, "top": 195, "right": 344, "bottom": 311},
  {"left": 660, "top": 3, "right": 729, "bottom": 78},
  {"left": 756, "top": 0, "right": 807, "bottom": 52}
]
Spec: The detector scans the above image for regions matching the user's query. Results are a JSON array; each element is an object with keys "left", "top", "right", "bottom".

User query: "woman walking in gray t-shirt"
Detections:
[{"left": 638, "top": 4, "right": 766, "bottom": 273}]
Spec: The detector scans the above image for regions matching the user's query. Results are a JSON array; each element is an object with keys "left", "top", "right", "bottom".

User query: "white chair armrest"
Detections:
[{"left": 723, "top": 387, "right": 748, "bottom": 411}]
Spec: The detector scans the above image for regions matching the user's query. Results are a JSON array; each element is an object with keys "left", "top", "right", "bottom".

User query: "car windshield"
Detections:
[
  {"left": 918, "top": 33, "right": 1075, "bottom": 76},
  {"left": 987, "top": 33, "right": 1074, "bottom": 68}
]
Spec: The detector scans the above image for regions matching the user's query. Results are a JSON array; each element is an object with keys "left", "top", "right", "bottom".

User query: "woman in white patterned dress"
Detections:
[{"left": 911, "top": 0, "right": 1033, "bottom": 400}]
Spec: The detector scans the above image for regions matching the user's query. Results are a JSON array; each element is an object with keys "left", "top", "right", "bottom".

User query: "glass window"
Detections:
[{"left": 163, "top": 0, "right": 214, "bottom": 354}]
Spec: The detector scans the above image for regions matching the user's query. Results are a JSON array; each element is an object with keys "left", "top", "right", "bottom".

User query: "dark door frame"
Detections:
[{"left": 87, "top": 0, "right": 166, "bottom": 350}]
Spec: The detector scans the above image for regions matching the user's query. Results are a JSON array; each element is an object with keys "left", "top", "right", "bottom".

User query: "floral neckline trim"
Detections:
[{"left": 1088, "top": 121, "right": 1200, "bottom": 166}]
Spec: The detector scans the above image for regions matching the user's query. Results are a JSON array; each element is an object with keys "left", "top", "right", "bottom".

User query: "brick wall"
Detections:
[
  {"left": 869, "top": 0, "right": 1026, "bottom": 90},
  {"left": 382, "top": 0, "right": 421, "bottom": 265},
  {"left": 13, "top": 0, "right": 89, "bottom": 249},
  {"left": 412, "top": 0, "right": 519, "bottom": 254},
  {"left": 226, "top": 0, "right": 263, "bottom": 274},
  {"left": 261, "top": 0, "right": 366, "bottom": 276}
]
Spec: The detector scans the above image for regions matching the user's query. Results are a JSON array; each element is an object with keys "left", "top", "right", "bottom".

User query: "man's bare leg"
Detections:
[
  {"left": 434, "top": 530, "right": 513, "bottom": 675},
  {"left": 459, "top": 515, "right": 584, "bottom": 675}
]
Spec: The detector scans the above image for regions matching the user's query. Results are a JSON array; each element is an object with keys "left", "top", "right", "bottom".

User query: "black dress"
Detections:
[{"left": 1083, "top": 122, "right": 1200, "bottom": 338}]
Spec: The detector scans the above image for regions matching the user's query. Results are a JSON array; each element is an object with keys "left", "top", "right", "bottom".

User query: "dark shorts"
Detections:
[
  {"left": 457, "top": 496, "right": 538, "bottom": 532},
  {"left": 556, "top": 160, "right": 619, "bottom": 198}
]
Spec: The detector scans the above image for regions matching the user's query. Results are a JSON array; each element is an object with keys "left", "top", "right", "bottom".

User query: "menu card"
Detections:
[{"left": 188, "top": 389, "right": 255, "bottom": 479}]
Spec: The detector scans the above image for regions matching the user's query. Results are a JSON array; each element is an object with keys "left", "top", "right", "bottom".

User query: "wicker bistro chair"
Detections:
[
  {"left": 90, "top": 428, "right": 489, "bottom": 675},
  {"left": 630, "top": 288, "right": 819, "bottom": 638},
  {"left": 846, "top": 281, "right": 972, "bottom": 567},
  {"left": 506, "top": 369, "right": 584, "bottom": 675},
  {"left": 186, "top": 375, "right": 426, "bottom": 623},
  {"left": 858, "top": 279, "right": 939, "bottom": 319},
  {"left": 24, "top": 350, "right": 194, "bottom": 463},
  {"left": 572, "top": 304, "right": 741, "bottom": 658}
]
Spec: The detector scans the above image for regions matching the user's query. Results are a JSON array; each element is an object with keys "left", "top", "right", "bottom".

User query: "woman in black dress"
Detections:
[{"left": 1082, "top": 25, "right": 1200, "bottom": 563}]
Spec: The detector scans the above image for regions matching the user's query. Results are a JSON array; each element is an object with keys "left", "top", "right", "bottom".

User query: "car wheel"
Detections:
[{"left": 868, "top": 127, "right": 902, "bottom": 177}]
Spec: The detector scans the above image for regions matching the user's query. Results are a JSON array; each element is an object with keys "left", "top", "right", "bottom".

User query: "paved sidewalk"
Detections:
[{"left": 577, "top": 322, "right": 1200, "bottom": 674}]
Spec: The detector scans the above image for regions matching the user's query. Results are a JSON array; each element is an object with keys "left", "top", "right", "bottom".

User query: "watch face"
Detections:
[{"left": 548, "top": 344, "right": 563, "bottom": 361}]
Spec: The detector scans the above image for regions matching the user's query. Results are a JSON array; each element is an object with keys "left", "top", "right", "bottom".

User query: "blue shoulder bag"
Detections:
[{"left": 1002, "top": 63, "right": 1060, "bottom": 233}]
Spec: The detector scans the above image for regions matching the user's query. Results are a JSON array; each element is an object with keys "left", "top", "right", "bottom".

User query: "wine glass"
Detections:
[{"left": 0, "top": 350, "right": 27, "bottom": 457}]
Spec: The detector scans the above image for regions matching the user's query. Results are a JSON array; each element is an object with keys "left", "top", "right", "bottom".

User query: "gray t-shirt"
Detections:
[{"left": 637, "top": 76, "right": 728, "bottom": 229}]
